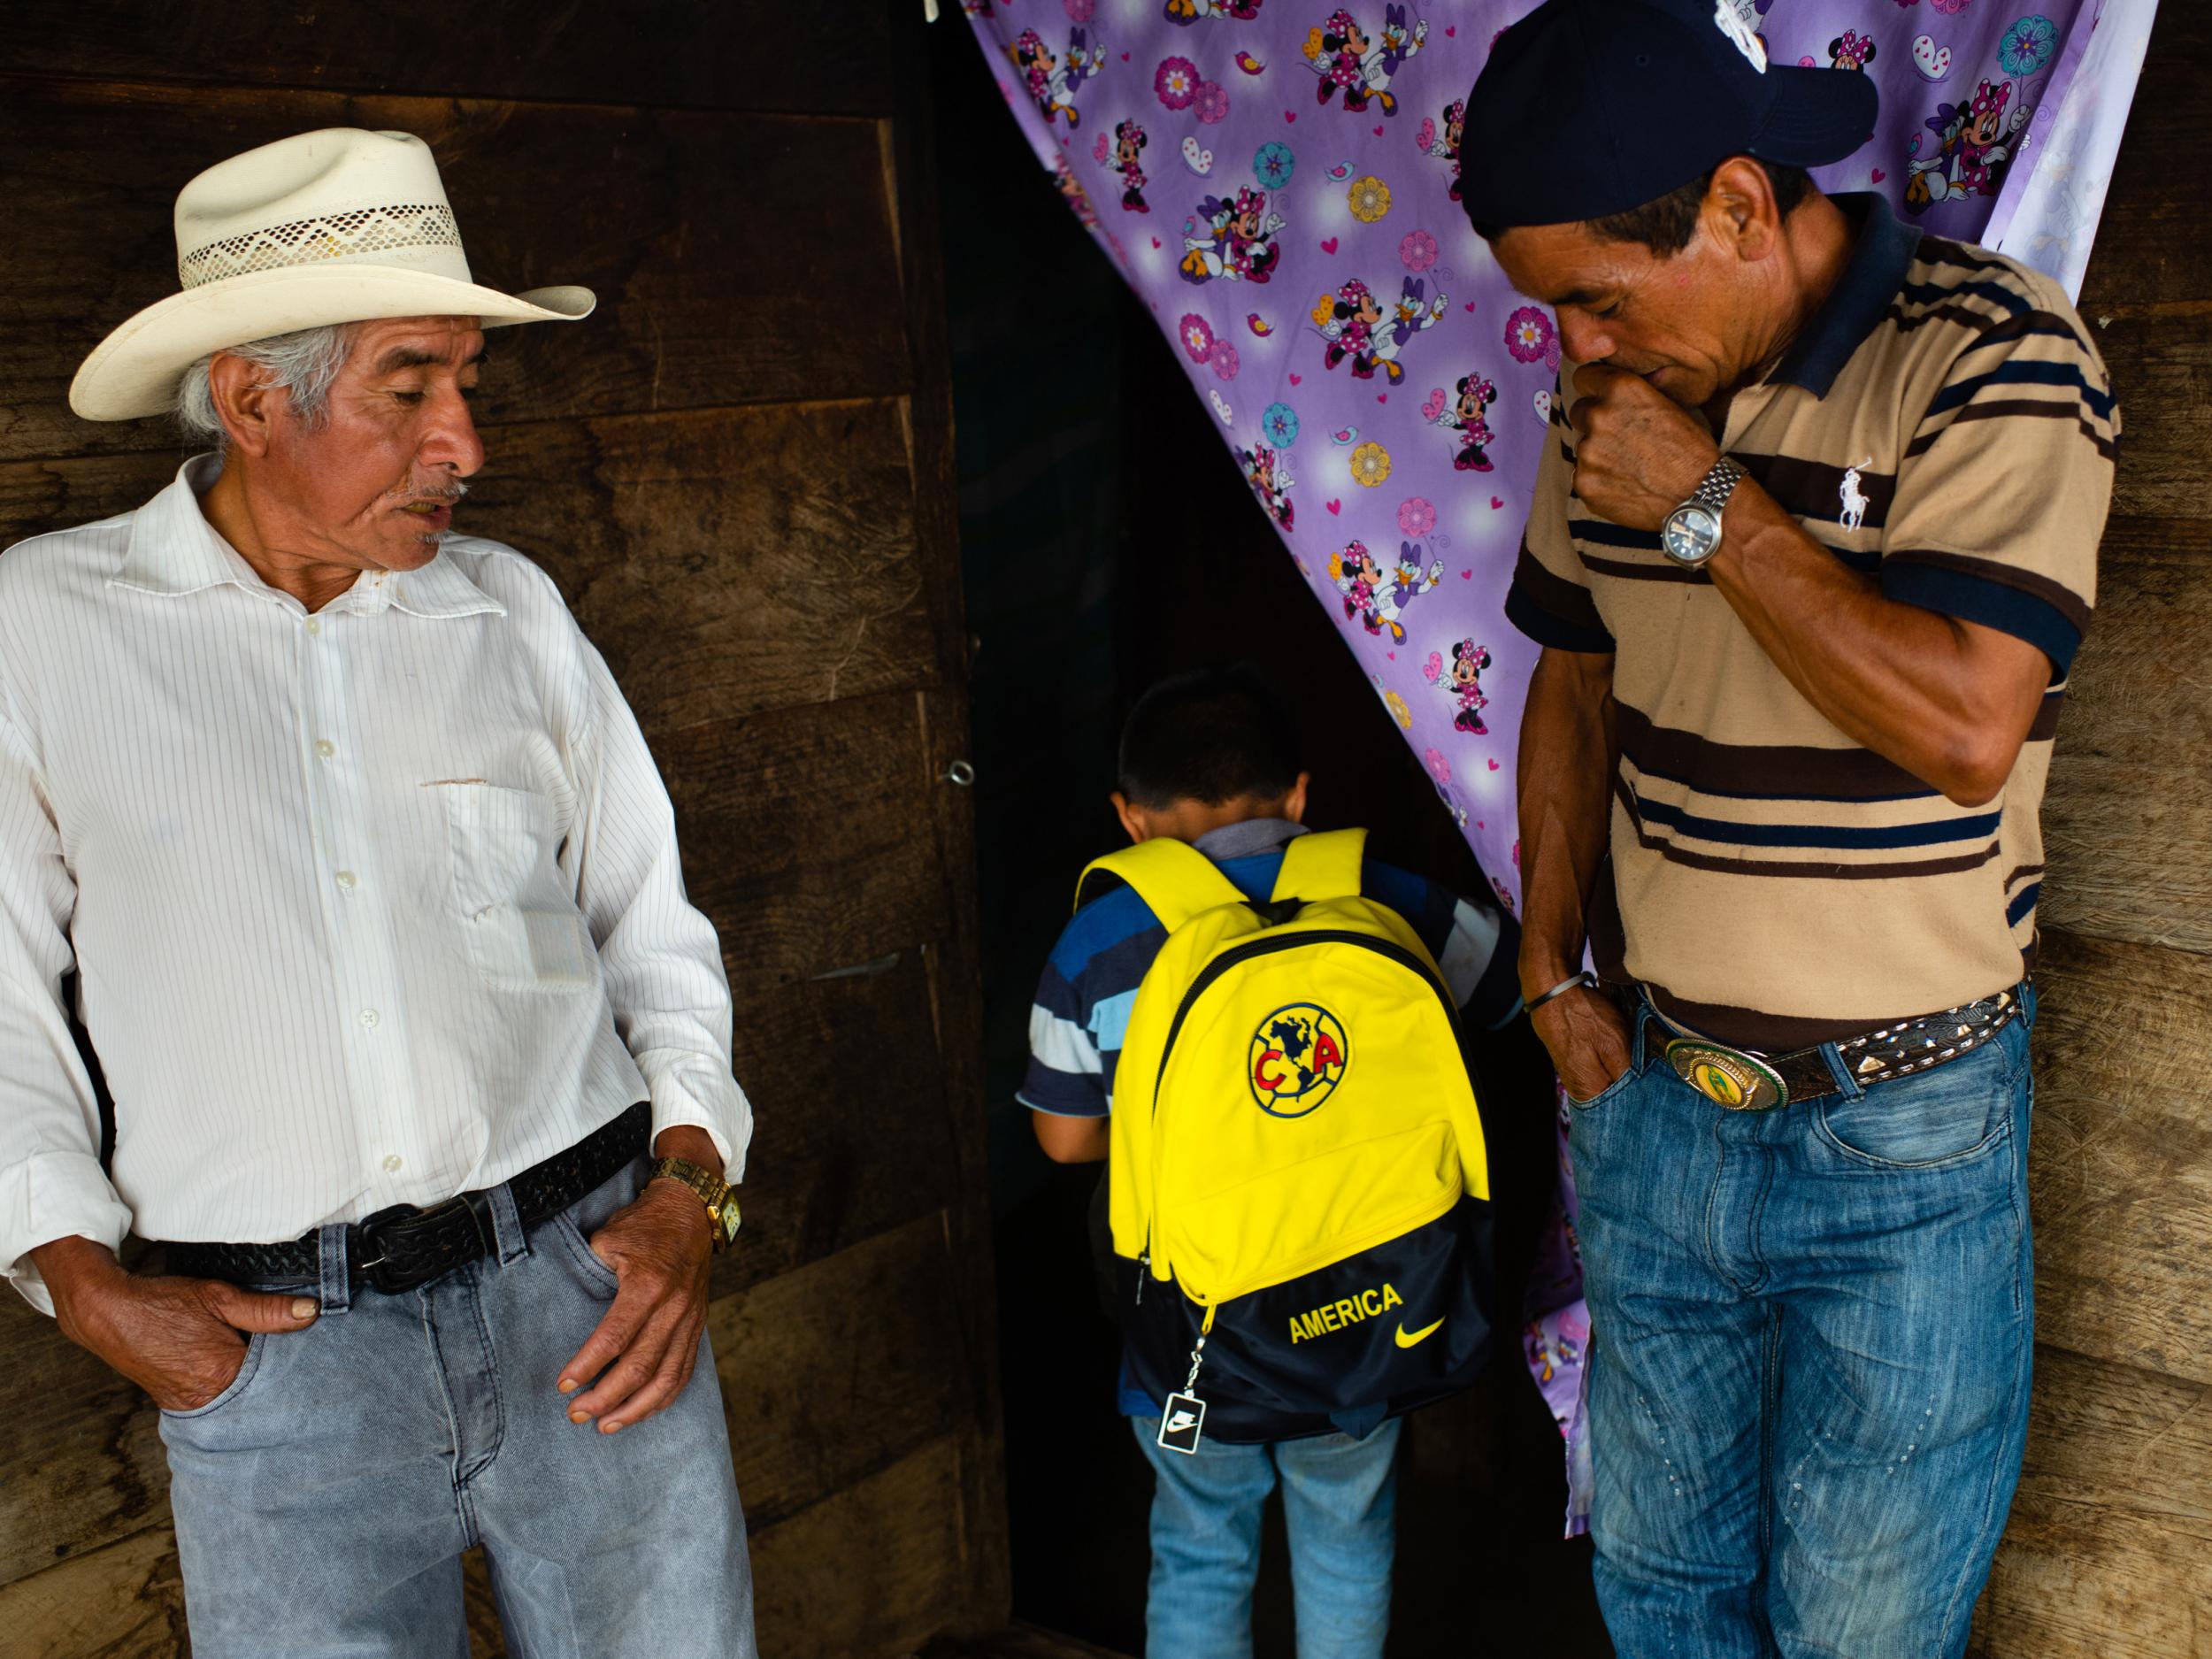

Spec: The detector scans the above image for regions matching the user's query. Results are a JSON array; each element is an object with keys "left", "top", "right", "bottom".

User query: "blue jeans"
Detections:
[
  {"left": 1131, "top": 1414, "right": 1401, "bottom": 1659},
  {"left": 1567, "top": 989, "right": 2036, "bottom": 1659},
  {"left": 159, "top": 1157, "right": 755, "bottom": 1657}
]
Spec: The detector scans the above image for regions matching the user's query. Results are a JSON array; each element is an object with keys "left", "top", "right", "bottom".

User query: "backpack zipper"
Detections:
[
  {"left": 1151, "top": 929, "right": 1456, "bottom": 1109},
  {"left": 1145, "top": 927, "right": 1463, "bottom": 1297}
]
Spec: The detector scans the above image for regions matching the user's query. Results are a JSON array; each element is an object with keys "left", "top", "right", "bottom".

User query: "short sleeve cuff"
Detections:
[
  {"left": 1882, "top": 556, "right": 2088, "bottom": 676},
  {"left": 1506, "top": 580, "right": 1616, "bottom": 653},
  {"left": 1017, "top": 1073, "right": 1110, "bottom": 1118},
  {"left": 3, "top": 1150, "right": 135, "bottom": 1316}
]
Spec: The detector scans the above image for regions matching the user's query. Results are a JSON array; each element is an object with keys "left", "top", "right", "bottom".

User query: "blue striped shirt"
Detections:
[{"left": 1020, "top": 818, "right": 1519, "bottom": 1119}]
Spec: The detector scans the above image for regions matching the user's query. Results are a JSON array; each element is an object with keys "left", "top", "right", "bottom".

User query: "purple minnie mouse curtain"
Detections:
[{"left": 962, "top": 0, "right": 2151, "bottom": 1531}]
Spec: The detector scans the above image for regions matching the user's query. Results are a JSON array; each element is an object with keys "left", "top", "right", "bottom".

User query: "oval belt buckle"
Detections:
[{"left": 1665, "top": 1039, "right": 1787, "bottom": 1111}]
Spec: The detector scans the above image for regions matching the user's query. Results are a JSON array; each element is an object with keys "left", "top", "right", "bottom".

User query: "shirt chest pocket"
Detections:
[{"left": 440, "top": 783, "right": 594, "bottom": 992}]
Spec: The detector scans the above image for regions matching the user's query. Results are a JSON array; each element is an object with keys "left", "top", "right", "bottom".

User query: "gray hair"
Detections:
[{"left": 174, "top": 322, "right": 357, "bottom": 446}]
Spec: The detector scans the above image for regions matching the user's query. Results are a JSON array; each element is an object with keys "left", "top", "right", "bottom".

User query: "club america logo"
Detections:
[{"left": 1248, "top": 1002, "right": 1349, "bottom": 1117}]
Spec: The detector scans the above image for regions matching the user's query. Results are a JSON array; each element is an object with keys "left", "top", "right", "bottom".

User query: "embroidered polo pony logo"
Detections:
[{"left": 1838, "top": 457, "right": 1873, "bottom": 533}]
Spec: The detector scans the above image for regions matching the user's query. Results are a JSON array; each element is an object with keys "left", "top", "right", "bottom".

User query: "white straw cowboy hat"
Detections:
[{"left": 70, "top": 127, "right": 595, "bottom": 421}]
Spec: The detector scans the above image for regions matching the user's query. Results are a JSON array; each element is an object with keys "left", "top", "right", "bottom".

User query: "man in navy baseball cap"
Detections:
[
  {"left": 1460, "top": 0, "right": 1876, "bottom": 232},
  {"left": 1470, "top": 4, "right": 2118, "bottom": 1658}
]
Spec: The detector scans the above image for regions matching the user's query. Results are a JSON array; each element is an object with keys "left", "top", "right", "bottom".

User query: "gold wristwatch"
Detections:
[{"left": 649, "top": 1156, "right": 741, "bottom": 1252}]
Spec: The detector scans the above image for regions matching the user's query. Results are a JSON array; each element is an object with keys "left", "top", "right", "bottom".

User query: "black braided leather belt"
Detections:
[
  {"left": 165, "top": 1102, "right": 650, "bottom": 1294},
  {"left": 1627, "top": 986, "right": 2025, "bottom": 1112}
]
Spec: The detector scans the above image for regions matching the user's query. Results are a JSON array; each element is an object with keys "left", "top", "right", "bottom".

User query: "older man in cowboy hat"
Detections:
[{"left": 0, "top": 129, "right": 756, "bottom": 1654}]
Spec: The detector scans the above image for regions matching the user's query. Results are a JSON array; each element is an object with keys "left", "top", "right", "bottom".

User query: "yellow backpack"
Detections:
[{"left": 1081, "top": 828, "right": 1494, "bottom": 1450}]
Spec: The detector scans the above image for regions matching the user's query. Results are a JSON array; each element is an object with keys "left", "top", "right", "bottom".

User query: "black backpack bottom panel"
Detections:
[{"left": 1122, "top": 1195, "right": 1494, "bottom": 1444}]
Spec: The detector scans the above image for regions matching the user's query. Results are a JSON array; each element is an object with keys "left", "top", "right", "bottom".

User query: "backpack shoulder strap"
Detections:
[
  {"left": 1270, "top": 827, "right": 1367, "bottom": 903},
  {"left": 1076, "top": 838, "right": 1249, "bottom": 932}
]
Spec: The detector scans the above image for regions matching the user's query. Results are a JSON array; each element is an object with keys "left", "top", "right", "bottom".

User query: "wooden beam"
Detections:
[
  {"left": 710, "top": 1213, "right": 973, "bottom": 1533},
  {"left": 2070, "top": 4, "right": 2212, "bottom": 313},
  {"left": 667, "top": 690, "right": 954, "bottom": 998},
  {"left": 0, "top": 2, "right": 901, "bottom": 118},
  {"left": 746, "top": 1433, "right": 984, "bottom": 1659},
  {"left": 2029, "top": 927, "right": 2212, "bottom": 1386},
  {"left": 2086, "top": 306, "right": 2211, "bottom": 525},
  {"left": 0, "top": 1521, "right": 187, "bottom": 1657},
  {"left": 1968, "top": 1346, "right": 2212, "bottom": 1658},
  {"left": 2037, "top": 514, "right": 2212, "bottom": 956},
  {"left": 0, "top": 77, "right": 910, "bottom": 464}
]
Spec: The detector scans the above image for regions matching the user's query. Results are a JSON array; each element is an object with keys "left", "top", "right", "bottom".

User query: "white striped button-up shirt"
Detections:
[{"left": 0, "top": 457, "right": 751, "bottom": 1311}]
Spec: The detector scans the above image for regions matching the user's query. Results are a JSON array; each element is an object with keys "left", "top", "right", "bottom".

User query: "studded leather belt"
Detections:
[
  {"left": 164, "top": 1102, "right": 650, "bottom": 1294},
  {"left": 1631, "top": 987, "right": 2025, "bottom": 1112}
]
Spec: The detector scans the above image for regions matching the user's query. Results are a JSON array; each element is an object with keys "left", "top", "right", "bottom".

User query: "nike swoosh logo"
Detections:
[{"left": 1394, "top": 1317, "right": 1445, "bottom": 1349}]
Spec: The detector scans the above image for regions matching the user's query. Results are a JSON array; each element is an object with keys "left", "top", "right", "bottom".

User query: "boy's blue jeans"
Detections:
[
  {"left": 158, "top": 1157, "right": 755, "bottom": 1657},
  {"left": 1569, "top": 987, "right": 2037, "bottom": 1659},
  {"left": 1131, "top": 1414, "right": 1401, "bottom": 1659}
]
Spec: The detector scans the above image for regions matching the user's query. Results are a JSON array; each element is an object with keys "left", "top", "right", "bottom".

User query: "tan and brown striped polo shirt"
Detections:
[{"left": 1506, "top": 194, "right": 2117, "bottom": 1051}]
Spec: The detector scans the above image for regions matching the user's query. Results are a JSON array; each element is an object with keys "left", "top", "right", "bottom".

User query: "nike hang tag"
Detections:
[{"left": 1157, "top": 1393, "right": 1208, "bottom": 1455}]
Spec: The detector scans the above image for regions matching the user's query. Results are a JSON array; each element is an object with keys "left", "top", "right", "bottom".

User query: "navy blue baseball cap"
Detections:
[{"left": 1459, "top": 0, "right": 1878, "bottom": 232}]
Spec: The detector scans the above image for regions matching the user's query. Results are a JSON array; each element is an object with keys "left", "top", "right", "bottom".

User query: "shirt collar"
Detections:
[
  {"left": 1194, "top": 816, "right": 1310, "bottom": 862},
  {"left": 1767, "top": 192, "right": 1924, "bottom": 400},
  {"left": 109, "top": 454, "right": 505, "bottom": 621}
]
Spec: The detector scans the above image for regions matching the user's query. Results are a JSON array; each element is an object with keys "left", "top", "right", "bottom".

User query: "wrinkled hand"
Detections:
[
  {"left": 38, "top": 1238, "right": 317, "bottom": 1412},
  {"left": 1530, "top": 981, "right": 1635, "bottom": 1106},
  {"left": 1568, "top": 364, "right": 1722, "bottom": 532},
  {"left": 557, "top": 1176, "right": 714, "bottom": 1433}
]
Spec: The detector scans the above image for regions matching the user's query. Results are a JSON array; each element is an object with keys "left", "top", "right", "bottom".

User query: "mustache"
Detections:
[{"left": 387, "top": 478, "right": 471, "bottom": 505}]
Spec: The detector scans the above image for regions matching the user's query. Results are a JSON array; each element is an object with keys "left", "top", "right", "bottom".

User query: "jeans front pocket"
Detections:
[
  {"left": 1814, "top": 1021, "right": 2024, "bottom": 1170},
  {"left": 441, "top": 782, "right": 594, "bottom": 993},
  {"left": 551, "top": 1207, "right": 624, "bottom": 1298},
  {"left": 159, "top": 1332, "right": 269, "bottom": 1421},
  {"left": 1565, "top": 1064, "right": 1638, "bottom": 1113}
]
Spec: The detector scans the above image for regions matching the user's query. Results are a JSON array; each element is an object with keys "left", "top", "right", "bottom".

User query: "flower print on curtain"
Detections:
[{"left": 964, "top": 0, "right": 2146, "bottom": 1537}]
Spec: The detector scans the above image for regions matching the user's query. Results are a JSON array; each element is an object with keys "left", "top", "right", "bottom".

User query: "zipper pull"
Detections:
[{"left": 1135, "top": 1250, "right": 1149, "bottom": 1305}]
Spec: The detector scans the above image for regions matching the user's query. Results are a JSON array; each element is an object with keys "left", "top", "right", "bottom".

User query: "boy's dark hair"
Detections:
[
  {"left": 1470, "top": 158, "right": 1813, "bottom": 257},
  {"left": 1118, "top": 665, "right": 1302, "bottom": 810}
]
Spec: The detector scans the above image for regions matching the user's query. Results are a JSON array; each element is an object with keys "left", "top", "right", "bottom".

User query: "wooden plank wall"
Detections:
[
  {"left": 0, "top": 8, "right": 1011, "bottom": 1655},
  {"left": 1968, "top": 9, "right": 2212, "bottom": 1655}
]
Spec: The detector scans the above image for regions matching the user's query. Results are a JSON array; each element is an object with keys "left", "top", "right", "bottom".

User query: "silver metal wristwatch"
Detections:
[{"left": 1660, "top": 456, "right": 1747, "bottom": 568}]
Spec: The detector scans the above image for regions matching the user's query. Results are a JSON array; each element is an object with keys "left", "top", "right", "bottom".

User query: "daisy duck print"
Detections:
[
  {"left": 1179, "top": 185, "right": 1287, "bottom": 285},
  {"left": 1314, "top": 275, "right": 1447, "bottom": 383},
  {"left": 1010, "top": 28, "right": 1105, "bottom": 130},
  {"left": 1906, "top": 78, "right": 2032, "bottom": 213},
  {"left": 1302, "top": 4, "right": 1429, "bottom": 117},
  {"left": 1332, "top": 540, "right": 1444, "bottom": 640},
  {"left": 1164, "top": 0, "right": 1265, "bottom": 20}
]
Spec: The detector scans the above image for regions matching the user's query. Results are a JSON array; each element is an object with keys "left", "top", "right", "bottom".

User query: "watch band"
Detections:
[
  {"left": 1689, "top": 455, "right": 1747, "bottom": 518},
  {"left": 650, "top": 1155, "right": 741, "bottom": 1250}
]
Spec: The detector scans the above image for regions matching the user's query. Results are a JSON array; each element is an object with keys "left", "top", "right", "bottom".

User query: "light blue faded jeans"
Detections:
[
  {"left": 1130, "top": 1414, "right": 1401, "bottom": 1659},
  {"left": 1568, "top": 987, "right": 2037, "bottom": 1659},
  {"left": 158, "top": 1157, "right": 755, "bottom": 1658}
]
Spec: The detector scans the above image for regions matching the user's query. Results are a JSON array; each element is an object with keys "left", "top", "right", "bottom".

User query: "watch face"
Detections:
[{"left": 1663, "top": 504, "right": 1719, "bottom": 565}]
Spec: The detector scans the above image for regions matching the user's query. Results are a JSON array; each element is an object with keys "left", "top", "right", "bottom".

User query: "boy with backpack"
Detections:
[{"left": 1022, "top": 665, "right": 1521, "bottom": 1659}]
